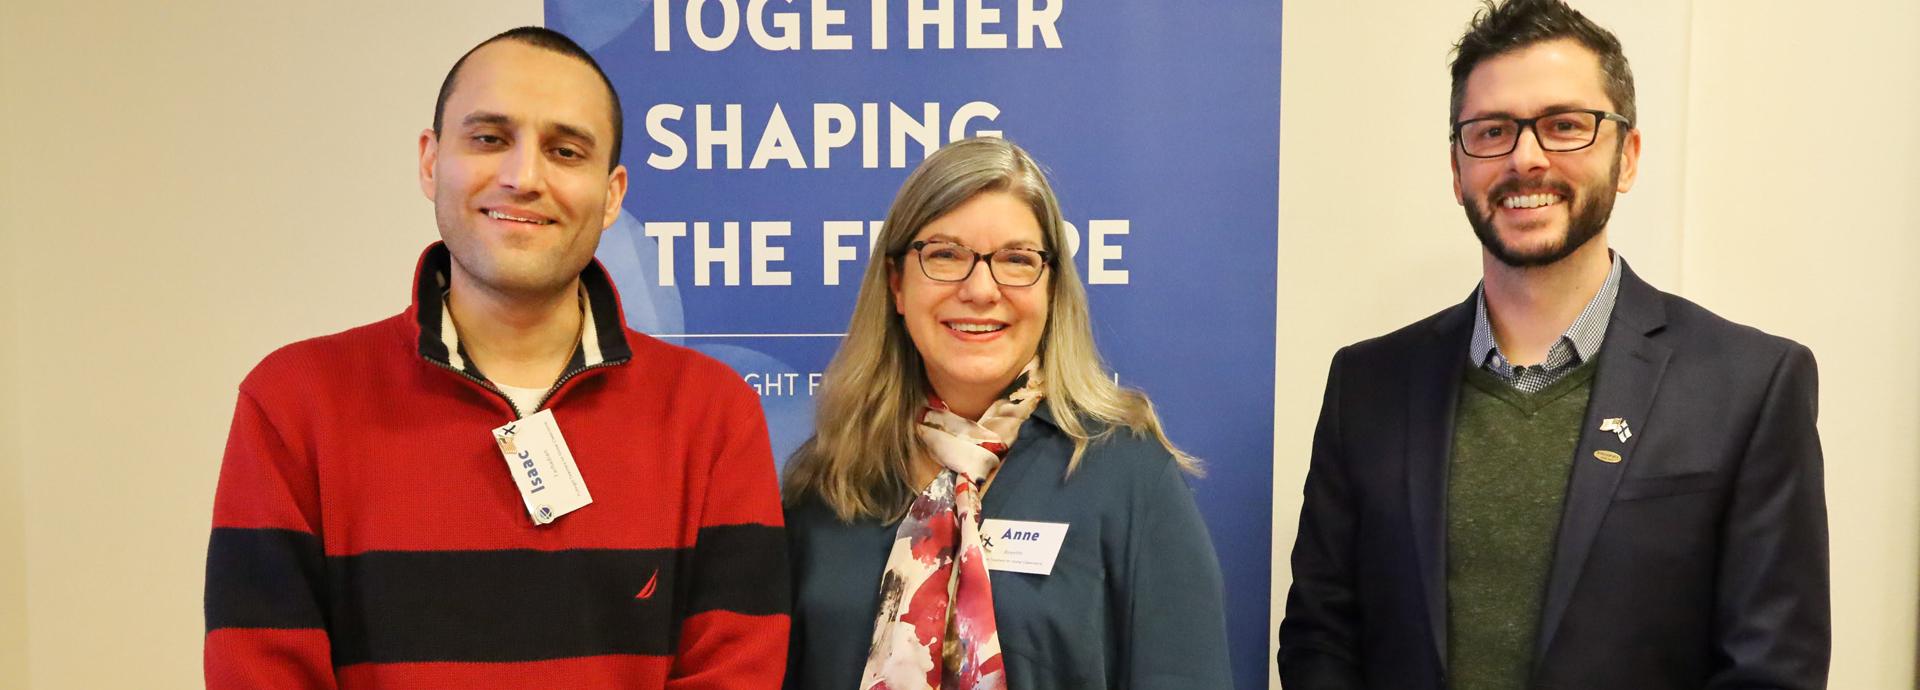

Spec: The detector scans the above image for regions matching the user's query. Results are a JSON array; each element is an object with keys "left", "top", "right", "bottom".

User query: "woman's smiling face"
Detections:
[{"left": 890, "top": 190, "right": 1051, "bottom": 417}]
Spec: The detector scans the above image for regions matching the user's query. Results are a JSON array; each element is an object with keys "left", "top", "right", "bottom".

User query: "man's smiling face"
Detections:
[
  {"left": 1451, "top": 38, "right": 1639, "bottom": 268},
  {"left": 418, "top": 39, "right": 627, "bottom": 298}
]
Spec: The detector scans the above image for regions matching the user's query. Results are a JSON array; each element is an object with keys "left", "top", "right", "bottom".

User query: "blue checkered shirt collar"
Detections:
[{"left": 1469, "top": 251, "right": 1623, "bottom": 393}]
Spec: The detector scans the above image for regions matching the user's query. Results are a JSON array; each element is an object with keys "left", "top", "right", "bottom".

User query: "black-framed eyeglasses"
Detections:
[
  {"left": 1451, "top": 109, "right": 1633, "bottom": 159},
  {"left": 901, "top": 240, "right": 1052, "bottom": 287}
]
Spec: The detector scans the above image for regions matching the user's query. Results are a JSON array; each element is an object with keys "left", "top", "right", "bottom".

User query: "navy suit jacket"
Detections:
[{"left": 1277, "top": 263, "right": 1830, "bottom": 689}]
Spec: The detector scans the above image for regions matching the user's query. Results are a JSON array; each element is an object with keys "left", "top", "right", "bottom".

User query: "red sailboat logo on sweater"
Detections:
[{"left": 635, "top": 569, "right": 660, "bottom": 600}]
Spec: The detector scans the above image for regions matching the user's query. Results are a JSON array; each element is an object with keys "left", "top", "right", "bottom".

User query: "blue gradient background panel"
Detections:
[{"left": 551, "top": 2, "right": 1279, "bottom": 685}]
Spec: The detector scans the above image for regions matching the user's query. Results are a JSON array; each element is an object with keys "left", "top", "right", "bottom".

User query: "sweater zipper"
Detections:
[
  {"left": 534, "top": 359, "right": 625, "bottom": 412},
  {"left": 425, "top": 357, "right": 628, "bottom": 419},
  {"left": 425, "top": 358, "right": 527, "bottom": 418}
]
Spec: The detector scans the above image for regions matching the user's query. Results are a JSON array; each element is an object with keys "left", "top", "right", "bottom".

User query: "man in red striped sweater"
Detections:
[{"left": 203, "top": 27, "right": 788, "bottom": 689}]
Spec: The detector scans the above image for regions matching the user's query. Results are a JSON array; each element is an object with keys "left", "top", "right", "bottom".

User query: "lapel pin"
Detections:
[
  {"left": 1593, "top": 450, "right": 1623, "bottom": 464},
  {"left": 1599, "top": 417, "right": 1632, "bottom": 443}
]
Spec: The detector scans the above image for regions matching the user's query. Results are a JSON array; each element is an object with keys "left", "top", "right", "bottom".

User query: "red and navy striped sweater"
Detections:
[{"left": 205, "top": 244, "right": 788, "bottom": 689}]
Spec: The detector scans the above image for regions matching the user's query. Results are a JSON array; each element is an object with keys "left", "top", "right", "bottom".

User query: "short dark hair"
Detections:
[
  {"left": 1449, "top": 0, "right": 1636, "bottom": 127},
  {"left": 432, "top": 26, "right": 624, "bottom": 170}
]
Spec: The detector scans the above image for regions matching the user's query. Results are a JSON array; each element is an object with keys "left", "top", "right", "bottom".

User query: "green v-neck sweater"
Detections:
[{"left": 1446, "top": 362, "right": 1597, "bottom": 689}]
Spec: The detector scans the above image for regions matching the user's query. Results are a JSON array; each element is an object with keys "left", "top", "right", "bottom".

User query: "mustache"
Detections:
[{"left": 1489, "top": 176, "right": 1574, "bottom": 201}]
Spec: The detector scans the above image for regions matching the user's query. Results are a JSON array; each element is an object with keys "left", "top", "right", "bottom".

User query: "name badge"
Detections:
[
  {"left": 979, "top": 519, "right": 1069, "bottom": 575},
  {"left": 490, "top": 409, "right": 592, "bottom": 526}
]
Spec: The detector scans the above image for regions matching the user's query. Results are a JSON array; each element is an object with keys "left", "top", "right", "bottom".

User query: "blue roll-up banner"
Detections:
[{"left": 551, "top": 1, "right": 1279, "bottom": 685}]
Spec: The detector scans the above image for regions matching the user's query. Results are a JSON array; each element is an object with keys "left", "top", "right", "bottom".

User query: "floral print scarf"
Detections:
[{"left": 859, "top": 362, "right": 1044, "bottom": 690}]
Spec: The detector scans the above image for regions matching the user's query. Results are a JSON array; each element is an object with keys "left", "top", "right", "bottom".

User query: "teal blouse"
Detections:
[{"left": 784, "top": 408, "right": 1232, "bottom": 689}]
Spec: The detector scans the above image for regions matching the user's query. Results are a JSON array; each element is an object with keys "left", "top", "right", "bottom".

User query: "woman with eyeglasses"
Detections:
[{"left": 783, "top": 137, "right": 1231, "bottom": 689}]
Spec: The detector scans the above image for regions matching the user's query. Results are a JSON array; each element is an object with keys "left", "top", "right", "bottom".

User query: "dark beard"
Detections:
[{"left": 1464, "top": 154, "right": 1622, "bottom": 268}]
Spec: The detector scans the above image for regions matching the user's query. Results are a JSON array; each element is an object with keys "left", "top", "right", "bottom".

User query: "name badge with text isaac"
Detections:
[{"left": 491, "top": 409, "right": 592, "bottom": 526}]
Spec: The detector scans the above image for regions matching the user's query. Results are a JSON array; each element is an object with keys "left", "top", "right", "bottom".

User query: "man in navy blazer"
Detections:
[{"left": 1276, "top": 1, "right": 1830, "bottom": 688}]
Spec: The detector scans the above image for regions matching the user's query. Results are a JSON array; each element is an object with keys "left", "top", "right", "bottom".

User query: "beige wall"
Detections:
[
  {"left": 1683, "top": 2, "right": 1920, "bottom": 687},
  {"left": 2, "top": 6, "right": 27, "bottom": 678},
  {"left": 1275, "top": 1, "right": 1920, "bottom": 688},
  {"left": 0, "top": 1, "right": 537, "bottom": 687}
]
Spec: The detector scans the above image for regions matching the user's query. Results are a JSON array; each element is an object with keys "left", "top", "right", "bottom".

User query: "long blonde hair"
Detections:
[{"left": 783, "top": 137, "right": 1198, "bottom": 521}]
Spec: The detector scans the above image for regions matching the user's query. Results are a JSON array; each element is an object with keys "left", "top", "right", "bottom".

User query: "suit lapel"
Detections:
[
  {"left": 1533, "top": 264, "right": 1672, "bottom": 667},
  {"left": 1406, "top": 292, "right": 1474, "bottom": 668}
]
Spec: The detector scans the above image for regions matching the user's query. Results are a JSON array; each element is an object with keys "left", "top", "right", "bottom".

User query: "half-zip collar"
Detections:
[{"left": 406, "top": 242, "right": 633, "bottom": 390}]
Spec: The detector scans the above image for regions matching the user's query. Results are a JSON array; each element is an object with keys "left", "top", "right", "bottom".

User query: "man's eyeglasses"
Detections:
[
  {"left": 1451, "top": 109, "right": 1633, "bottom": 159},
  {"left": 902, "top": 240, "right": 1051, "bottom": 287}
]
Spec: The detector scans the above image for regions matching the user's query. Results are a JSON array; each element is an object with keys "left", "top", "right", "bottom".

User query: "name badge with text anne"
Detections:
[
  {"left": 491, "top": 409, "right": 592, "bottom": 526},
  {"left": 980, "top": 519, "right": 1069, "bottom": 575}
]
